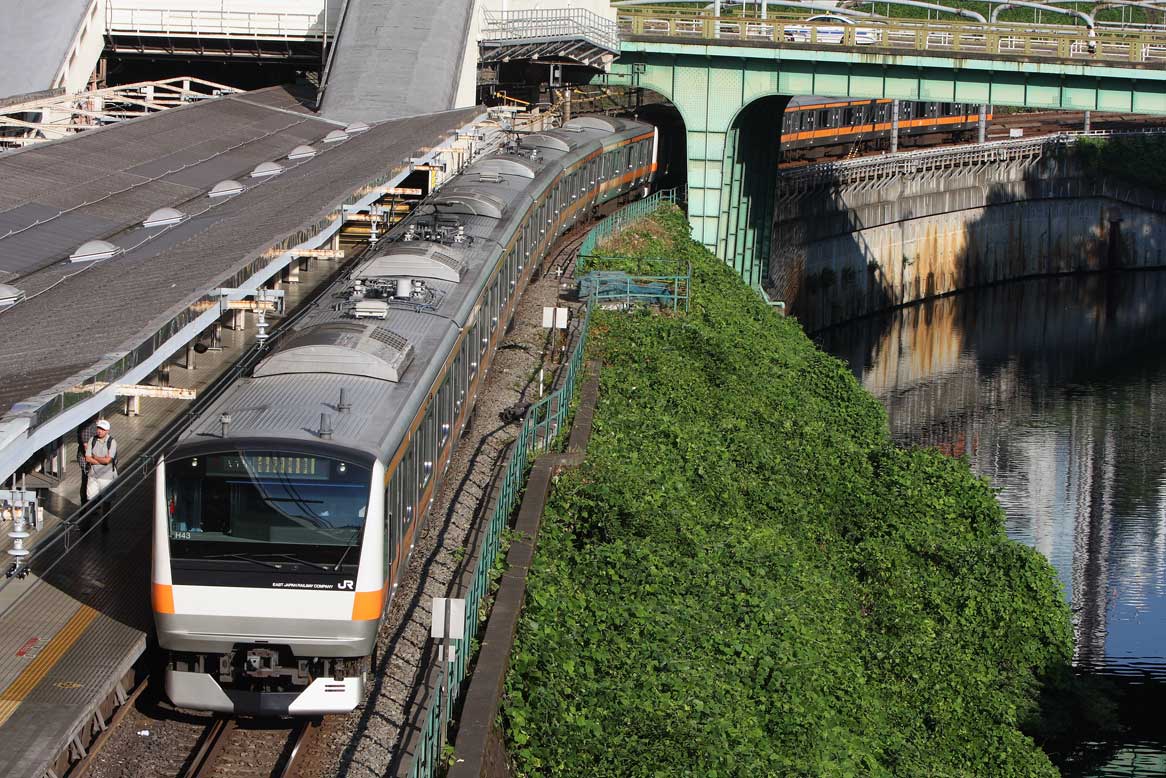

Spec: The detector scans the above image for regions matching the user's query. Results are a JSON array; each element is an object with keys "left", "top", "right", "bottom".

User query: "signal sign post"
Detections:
[{"left": 430, "top": 597, "right": 466, "bottom": 758}]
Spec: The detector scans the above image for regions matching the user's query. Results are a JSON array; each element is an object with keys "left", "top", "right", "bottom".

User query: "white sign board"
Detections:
[
  {"left": 542, "top": 307, "right": 569, "bottom": 329},
  {"left": 430, "top": 597, "right": 466, "bottom": 640},
  {"left": 1009, "top": 128, "right": 1024, "bottom": 138}
]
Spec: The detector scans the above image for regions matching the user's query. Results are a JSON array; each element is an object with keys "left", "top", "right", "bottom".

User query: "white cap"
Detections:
[{"left": 95, "top": 419, "right": 111, "bottom": 430}]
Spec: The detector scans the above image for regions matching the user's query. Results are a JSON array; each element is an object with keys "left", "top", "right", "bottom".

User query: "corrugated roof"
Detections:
[{"left": 0, "top": 88, "right": 479, "bottom": 416}]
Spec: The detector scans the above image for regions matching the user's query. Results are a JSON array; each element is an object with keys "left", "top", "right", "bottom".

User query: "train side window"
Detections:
[
  {"left": 467, "top": 323, "right": 479, "bottom": 381},
  {"left": 438, "top": 377, "right": 452, "bottom": 448},
  {"left": 388, "top": 467, "right": 402, "bottom": 567},
  {"left": 403, "top": 447, "right": 416, "bottom": 527},
  {"left": 478, "top": 306, "right": 490, "bottom": 360},
  {"left": 420, "top": 406, "right": 434, "bottom": 489},
  {"left": 452, "top": 352, "right": 465, "bottom": 419},
  {"left": 492, "top": 276, "right": 502, "bottom": 325}
]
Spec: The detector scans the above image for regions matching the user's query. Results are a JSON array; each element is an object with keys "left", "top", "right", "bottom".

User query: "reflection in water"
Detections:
[{"left": 817, "top": 272, "right": 1166, "bottom": 776}]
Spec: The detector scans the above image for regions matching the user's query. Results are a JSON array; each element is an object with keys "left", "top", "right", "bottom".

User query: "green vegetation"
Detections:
[
  {"left": 502, "top": 206, "right": 1074, "bottom": 777},
  {"left": 1075, "top": 135, "right": 1166, "bottom": 193}
]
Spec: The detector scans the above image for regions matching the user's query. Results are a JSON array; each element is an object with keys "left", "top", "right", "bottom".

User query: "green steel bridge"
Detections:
[{"left": 596, "top": 7, "right": 1166, "bottom": 288}]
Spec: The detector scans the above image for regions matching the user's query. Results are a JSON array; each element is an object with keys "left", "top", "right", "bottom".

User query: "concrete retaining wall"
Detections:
[{"left": 771, "top": 151, "right": 1166, "bottom": 330}]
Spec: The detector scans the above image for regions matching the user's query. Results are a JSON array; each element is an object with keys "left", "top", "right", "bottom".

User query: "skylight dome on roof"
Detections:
[
  {"left": 323, "top": 129, "right": 349, "bottom": 144},
  {"left": 0, "top": 284, "right": 24, "bottom": 308},
  {"left": 209, "top": 179, "right": 244, "bottom": 198},
  {"left": 250, "top": 161, "right": 284, "bottom": 178},
  {"left": 345, "top": 121, "right": 370, "bottom": 134},
  {"left": 143, "top": 207, "right": 185, "bottom": 228},
  {"left": 69, "top": 240, "right": 121, "bottom": 263},
  {"left": 288, "top": 144, "right": 316, "bottom": 160}
]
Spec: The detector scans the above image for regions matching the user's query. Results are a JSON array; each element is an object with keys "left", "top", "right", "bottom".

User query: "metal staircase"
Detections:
[{"left": 479, "top": 8, "right": 620, "bottom": 70}]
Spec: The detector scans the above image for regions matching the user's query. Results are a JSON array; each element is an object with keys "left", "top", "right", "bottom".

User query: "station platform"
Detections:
[{"left": 0, "top": 482, "right": 149, "bottom": 778}]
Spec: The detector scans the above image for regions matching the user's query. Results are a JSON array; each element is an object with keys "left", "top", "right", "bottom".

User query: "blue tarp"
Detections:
[{"left": 577, "top": 271, "right": 675, "bottom": 305}]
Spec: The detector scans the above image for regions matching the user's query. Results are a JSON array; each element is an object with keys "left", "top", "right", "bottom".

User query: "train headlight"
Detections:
[{"left": 338, "top": 462, "right": 348, "bottom": 474}]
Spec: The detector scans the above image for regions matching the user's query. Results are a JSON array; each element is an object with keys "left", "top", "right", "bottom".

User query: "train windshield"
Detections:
[{"left": 166, "top": 450, "right": 373, "bottom": 566}]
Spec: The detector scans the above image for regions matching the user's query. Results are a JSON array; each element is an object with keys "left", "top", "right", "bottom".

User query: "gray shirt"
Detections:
[{"left": 84, "top": 436, "right": 117, "bottom": 481}]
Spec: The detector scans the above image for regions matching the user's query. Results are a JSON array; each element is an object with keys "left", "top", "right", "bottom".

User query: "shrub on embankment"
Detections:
[
  {"left": 1075, "top": 134, "right": 1166, "bottom": 193},
  {"left": 502, "top": 205, "right": 1073, "bottom": 777}
]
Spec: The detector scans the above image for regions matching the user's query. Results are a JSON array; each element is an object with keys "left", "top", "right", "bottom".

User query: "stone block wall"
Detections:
[{"left": 771, "top": 147, "right": 1166, "bottom": 330}]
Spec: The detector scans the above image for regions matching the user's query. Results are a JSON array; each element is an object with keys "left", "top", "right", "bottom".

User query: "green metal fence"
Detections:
[
  {"left": 407, "top": 188, "right": 690, "bottom": 778},
  {"left": 407, "top": 294, "right": 594, "bottom": 778},
  {"left": 577, "top": 186, "right": 682, "bottom": 272}
]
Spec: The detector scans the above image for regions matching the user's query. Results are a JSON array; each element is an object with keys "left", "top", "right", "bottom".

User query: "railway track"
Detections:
[{"left": 183, "top": 717, "right": 320, "bottom": 778}]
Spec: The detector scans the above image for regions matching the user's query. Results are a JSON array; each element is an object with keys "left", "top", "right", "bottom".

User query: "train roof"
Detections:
[
  {"left": 171, "top": 116, "right": 652, "bottom": 463},
  {"left": 787, "top": 95, "right": 885, "bottom": 109}
]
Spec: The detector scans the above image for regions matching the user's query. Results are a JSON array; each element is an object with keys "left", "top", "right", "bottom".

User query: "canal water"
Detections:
[{"left": 817, "top": 272, "right": 1166, "bottom": 776}]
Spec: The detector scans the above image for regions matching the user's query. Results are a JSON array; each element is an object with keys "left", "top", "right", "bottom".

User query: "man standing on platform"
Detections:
[
  {"left": 76, "top": 416, "right": 98, "bottom": 505},
  {"left": 83, "top": 420, "right": 118, "bottom": 502}
]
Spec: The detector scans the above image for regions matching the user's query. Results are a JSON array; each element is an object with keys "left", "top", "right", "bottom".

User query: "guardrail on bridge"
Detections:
[
  {"left": 106, "top": 6, "right": 326, "bottom": 40},
  {"left": 616, "top": 8, "right": 1166, "bottom": 64}
]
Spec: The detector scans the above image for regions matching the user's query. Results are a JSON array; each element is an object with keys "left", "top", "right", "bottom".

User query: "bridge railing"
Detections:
[
  {"left": 106, "top": 6, "right": 326, "bottom": 40},
  {"left": 482, "top": 8, "right": 621, "bottom": 52},
  {"left": 616, "top": 8, "right": 1166, "bottom": 64},
  {"left": 777, "top": 127, "right": 1166, "bottom": 193}
]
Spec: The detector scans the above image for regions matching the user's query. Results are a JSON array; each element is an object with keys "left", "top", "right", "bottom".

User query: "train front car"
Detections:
[{"left": 154, "top": 439, "right": 384, "bottom": 715}]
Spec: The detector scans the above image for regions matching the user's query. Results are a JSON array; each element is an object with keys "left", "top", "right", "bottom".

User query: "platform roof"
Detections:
[{"left": 0, "top": 86, "right": 479, "bottom": 417}]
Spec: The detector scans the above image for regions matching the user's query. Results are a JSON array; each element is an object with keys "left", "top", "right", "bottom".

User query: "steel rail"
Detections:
[
  {"left": 182, "top": 717, "right": 236, "bottom": 778},
  {"left": 276, "top": 720, "right": 319, "bottom": 778}
]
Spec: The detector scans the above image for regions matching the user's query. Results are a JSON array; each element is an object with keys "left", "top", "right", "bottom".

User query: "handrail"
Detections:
[
  {"left": 106, "top": 6, "right": 326, "bottom": 39},
  {"left": 481, "top": 7, "right": 621, "bottom": 52},
  {"left": 777, "top": 127, "right": 1166, "bottom": 191},
  {"left": 616, "top": 7, "right": 1166, "bottom": 63}
]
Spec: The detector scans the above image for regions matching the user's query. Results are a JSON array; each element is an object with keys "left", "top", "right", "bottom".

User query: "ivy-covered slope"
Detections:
[
  {"left": 1076, "top": 134, "right": 1166, "bottom": 193},
  {"left": 503, "top": 206, "right": 1072, "bottom": 777}
]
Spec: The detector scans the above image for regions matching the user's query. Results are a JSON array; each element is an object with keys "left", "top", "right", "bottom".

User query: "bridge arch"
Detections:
[{"left": 615, "top": 54, "right": 793, "bottom": 286}]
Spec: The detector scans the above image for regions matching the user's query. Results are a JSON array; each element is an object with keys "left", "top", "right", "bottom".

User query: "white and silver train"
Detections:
[{"left": 152, "top": 116, "right": 659, "bottom": 716}]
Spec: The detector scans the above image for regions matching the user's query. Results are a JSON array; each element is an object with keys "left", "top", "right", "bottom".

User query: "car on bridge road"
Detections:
[{"left": 782, "top": 14, "right": 880, "bottom": 45}]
